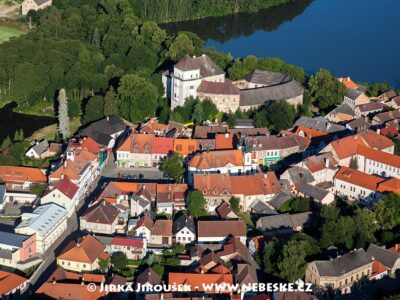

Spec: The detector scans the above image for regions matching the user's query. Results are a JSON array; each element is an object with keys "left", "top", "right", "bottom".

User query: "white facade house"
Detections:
[
  {"left": 40, "top": 176, "right": 79, "bottom": 217},
  {"left": 162, "top": 54, "right": 225, "bottom": 109},
  {"left": 197, "top": 220, "right": 246, "bottom": 245},
  {"left": 173, "top": 215, "right": 196, "bottom": 245},
  {"left": 187, "top": 149, "right": 256, "bottom": 185},
  {"left": 333, "top": 167, "right": 383, "bottom": 204},
  {"left": 15, "top": 204, "right": 68, "bottom": 254},
  {"left": 356, "top": 147, "right": 400, "bottom": 178}
]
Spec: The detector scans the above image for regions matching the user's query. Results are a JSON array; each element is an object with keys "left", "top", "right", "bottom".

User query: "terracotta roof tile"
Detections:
[
  {"left": 0, "top": 270, "right": 27, "bottom": 295},
  {"left": 151, "top": 220, "right": 172, "bottom": 236},
  {"left": 80, "top": 200, "right": 120, "bottom": 225},
  {"left": 57, "top": 234, "right": 108, "bottom": 264},
  {"left": 198, "top": 220, "right": 246, "bottom": 238},
  {"left": 173, "top": 139, "right": 198, "bottom": 155},
  {"left": 111, "top": 236, "right": 143, "bottom": 247},
  {"left": 55, "top": 176, "right": 79, "bottom": 199},
  {"left": 377, "top": 178, "right": 400, "bottom": 193},
  {"left": 338, "top": 77, "right": 359, "bottom": 89},
  {"left": 189, "top": 150, "right": 243, "bottom": 169},
  {"left": 35, "top": 282, "right": 106, "bottom": 299},
  {"left": 0, "top": 166, "right": 46, "bottom": 184},
  {"left": 357, "top": 145, "right": 400, "bottom": 168},
  {"left": 168, "top": 273, "right": 233, "bottom": 293},
  {"left": 215, "top": 133, "right": 234, "bottom": 150},
  {"left": 334, "top": 166, "right": 385, "bottom": 191},
  {"left": 153, "top": 137, "right": 174, "bottom": 154},
  {"left": 197, "top": 79, "right": 240, "bottom": 95},
  {"left": 359, "top": 130, "right": 394, "bottom": 150}
]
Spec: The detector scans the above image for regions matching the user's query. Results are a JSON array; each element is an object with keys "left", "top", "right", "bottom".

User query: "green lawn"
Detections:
[{"left": 0, "top": 26, "right": 23, "bottom": 44}]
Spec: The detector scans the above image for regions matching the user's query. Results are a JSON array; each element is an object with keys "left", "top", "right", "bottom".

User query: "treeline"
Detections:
[{"left": 130, "top": 0, "right": 296, "bottom": 23}]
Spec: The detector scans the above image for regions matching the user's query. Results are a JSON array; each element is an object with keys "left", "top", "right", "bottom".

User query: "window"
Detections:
[{"left": 190, "top": 85, "right": 194, "bottom": 89}]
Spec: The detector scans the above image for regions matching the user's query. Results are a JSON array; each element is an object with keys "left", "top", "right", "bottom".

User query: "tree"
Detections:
[
  {"left": 104, "top": 87, "right": 119, "bottom": 116},
  {"left": 373, "top": 193, "right": 400, "bottom": 230},
  {"left": 98, "top": 257, "right": 111, "bottom": 273},
  {"left": 13, "top": 129, "right": 24, "bottom": 142},
  {"left": 187, "top": 190, "right": 207, "bottom": 218},
  {"left": 160, "top": 153, "right": 184, "bottom": 181},
  {"left": 264, "top": 238, "right": 280, "bottom": 274},
  {"left": 229, "top": 196, "right": 240, "bottom": 213},
  {"left": 83, "top": 95, "right": 105, "bottom": 123},
  {"left": 0, "top": 136, "right": 11, "bottom": 151},
  {"left": 350, "top": 156, "right": 359, "bottom": 170},
  {"left": 118, "top": 74, "right": 158, "bottom": 123},
  {"left": 111, "top": 252, "right": 128, "bottom": 271},
  {"left": 265, "top": 101, "right": 296, "bottom": 132},
  {"left": 151, "top": 264, "right": 164, "bottom": 276},
  {"left": 202, "top": 99, "right": 219, "bottom": 121},
  {"left": 29, "top": 183, "right": 47, "bottom": 195},
  {"left": 92, "top": 27, "right": 101, "bottom": 49},
  {"left": 277, "top": 235, "right": 320, "bottom": 282},
  {"left": 166, "top": 33, "right": 195, "bottom": 61},
  {"left": 193, "top": 102, "right": 203, "bottom": 125},
  {"left": 57, "top": 88, "right": 71, "bottom": 140},
  {"left": 307, "top": 69, "right": 347, "bottom": 112},
  {"left": 278, "top": 197, "right": 311, "bottom": 213}
]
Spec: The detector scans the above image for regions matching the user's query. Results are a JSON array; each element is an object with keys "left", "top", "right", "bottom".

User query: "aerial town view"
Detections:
[{"left": 0, "top": 0, "right": 399, "bottom": 299}]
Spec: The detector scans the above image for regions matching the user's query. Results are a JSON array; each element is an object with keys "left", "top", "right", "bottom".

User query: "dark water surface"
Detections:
[
  {"left": 0, "top": 102, "right": 56, "bottom": 144},
  {"left": 163, "top": 0, "right": 400, "bottom": 87}
]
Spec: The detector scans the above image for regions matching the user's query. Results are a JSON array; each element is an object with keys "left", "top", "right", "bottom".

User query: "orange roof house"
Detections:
[
  {"left": 338, "top": 77, "right": 359, "bottom": 89},
  {"left": 173, "top": 139, "right": 197, "bottom": 156},
  {"left": 0, "top": 166, "right": 46, "bottom": 184},
  {"left": 0, "top": 270, "right": 28, "bottom": 297},
  {"left": 188, "top": 150, "right": 244, "bottom": 170},
  {"left": 35, "top": 282, "right": 106, "bottom": 300},
  {"left": 294, "top": 126, "right": 328, "bottom": 139},
  {"left": 57, "top": 234, "right": 109, "bottom": 266},
  {"left": 357, "top": 145, "right": 400, "bottom": 168},
  {"left": 48, "top": 155, "right": 91, "bottom": 182},
  {"left": 153, "top": 137, "right": 174, "bottom": 155},
  {"left": 168, "top": 272, "right": 233, "bottom": 293},
  {"left": 377, "top": 178, "right": 400, "bottom": 193},
  {"left": 215, "top": 133, "right": 234, "bottom": 150},
  {"left": 334, "top": 166, "right": 385, "bottom": 191}
]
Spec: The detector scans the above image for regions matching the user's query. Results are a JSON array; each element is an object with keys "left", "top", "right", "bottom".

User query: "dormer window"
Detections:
[
  {"left": 133, "top": 144, "right": 139, "bottom": 152},
  {"left": 144, "top": 144, "right": 150, "bottom": 153}
]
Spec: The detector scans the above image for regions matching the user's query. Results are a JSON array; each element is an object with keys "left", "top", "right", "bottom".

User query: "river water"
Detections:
[{"left": 163, "top": 0, "right": 400, "bottom": 87}]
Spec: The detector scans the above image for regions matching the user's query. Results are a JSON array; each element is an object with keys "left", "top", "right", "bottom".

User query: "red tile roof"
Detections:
[
  {"left": 56, "top": 176, "right": 79, "bottom": 199},
  {"left": 198, "top": 220, "right": 246, "bottom": 238},
  {"left": 173, "top": 139, "right": 198, "bottom": 155},
  {"left": 168, "top": 273, "right": 233, "bottom": 293},
  {"left": 215, "top": 133, "right": 234, "bottom": 150},
  {"left": 151, "top": 220, "right": 173, "bottom": 236},
  {"left": 0, "top": 270, "right": 27, "bottom": 295},
  {"left": 357, "top": 145, "right": 400, "bottom": 168},
  {"left": 338, "top": 77, "right": 359, "bottom": 89},
  {"left": 334, "top": 166, "right": 385, "bottom": 191},
  {"left": 359, "top": 130, "right": 394, "bottom": 150},
  {"left": 57, "top": 234, "right": 108, "bottom": 264},
  {"left": 377, "top": 177, "right": 400, "bottom": 193},
  {"left": 0, "top": 166, "right": 46, "bottom": 184},
  {"left": 189, "top": 150, "right": 244, "bottom": 169},
  {"left": 294, "top": 126, "right": 328, "bottom": 139},
  {"left": 111, "top": 236, "right": 143, "bottom": 247},
  {"left": 35, "top": 282, "right": 106, "bottom": 299},
  {"left": 153, "top": 137, "right": 174, "bottom": 154},
  {"left": 330, "top": 135, "right": 367, "bottom": 159}
]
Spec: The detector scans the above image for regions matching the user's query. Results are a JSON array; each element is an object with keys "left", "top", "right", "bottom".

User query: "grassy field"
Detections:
[{"left": 0, "top": 25, "right": 23, "bottom": 44}]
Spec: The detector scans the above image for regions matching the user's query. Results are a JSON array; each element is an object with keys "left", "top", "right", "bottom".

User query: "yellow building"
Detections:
[
  {"left": 57, "top": 235, "right": 109, "bottom": 273},
  {"left": 305, "top": 249, "right": 372, "bottom": 294}
]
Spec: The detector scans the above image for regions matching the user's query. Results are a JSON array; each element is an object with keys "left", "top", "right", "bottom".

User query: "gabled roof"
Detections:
[
  {"left": 197, "top": 79, "right": 240, "bottom": 95},
  {"left": 30, "top": 140, "right": 49, "bottom": 156},
  {"left": 0, "top": 231, "right": 31, "bottom": 248},
  {"left": 377, "top": 177, "right": 400, "bottom": 193},
  {"left": 173, "top": 138, "right": 197, "bottom": 155},
  {"left": 118, "top": 134, "right": 155, "bottom": 154},
  {"left": 151, "top": 219, "right": 172, "bottom": 236},
  {"left": 301, "top": 152, "right": 338, "bottom": 173},
  {"left": 49, "top": 156, "right": 91, "bottom": 181},
  {"left": 173, "top": 215, "right": 195, "bottom": 234},
  {"left": 338, "top": 77, "right": 358, "bottom": 89},
  {"left": 346, "top": 88, "right": 364, "bottom": 100},
  {"left": 198, "top": 220, "right": 246, "bottom": 238},
  {"left": 367, "top": 244, "right": 400, "bottom": 270},
  {"left": 174, "top": 54, "right": 224, "bottom": 77},
  {"left": 80, "top": 200, "right": 120, "bottom": 225},
  {"left": 334, "top": 166, "right": 385, "bottom": 191},
  {"left": 357, "top": 145, "right": 400, "bottom": 168},
  {"left": 35, "top": 282, "right": 106, "bottom": 299},
  {"left": 168, "top": 272, "right": 233, "bottom": 293},
  {"left": 359, "top": 130, "right": 394, "bottom": 150},
  {"left": 54, "top": 176, "right": 79, "bottom": 199},
  {"left": 0, "top": 166, "right": 46, "bottom": 183},
  {"left": 111, "top": 236, "right": 143, "bottom": 248},
  {"left": 216, "top": 201, "right": 239, "bottom": 219},
  {"left": 47, "top": 267, "right": 105, "bottom": 284},
  {"left": 245, "top": 70, "right": 292, "bottom": 86},
  {"left": 188, "top": 149, "right": 243, "bottom": 169},
  {"left": 194, "top": 126, "right": 227, "bottom": 139},
  {"left": 153, "top": 137, "right": 174, "bottom": 154},
  {"left": 215, "top": 133, "right": 234, "bottom": 150},
  {"left": 329, "top": 135, "right": 367, "bottom": 159},
  {"left": 257, "top": 212, "right": 311, "bottom": 230},
  {"left": 135, "top": 215, "right": 153, "bottom": 231},
  {"left": 79, "top": 116, "right": 126, "bottom": 146},
  {"left": 16, "top": 204, "right": 67, "bottom": 235},
  {"left": 0, "top": 270, "right": 27, "bottom": 295},
  {"left": 135, "top": 267, "right": 161, "bottom": 286},
  {"left": 357, "top": 102, "right": 386, "bottom": 113},
  {"left": 313, "top": 248, "right": 372, "bottom": 277},
  {"left": 57, "top": 234, "right": 108, "bottom": 264}
]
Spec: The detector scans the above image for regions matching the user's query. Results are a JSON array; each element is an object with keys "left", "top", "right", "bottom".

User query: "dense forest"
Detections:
[
  {"left": 130, "top": 0, "right": 297, "bottom": 23},
  {"left": 0, "top": 0, "right": 395, "bottom": 140}
]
